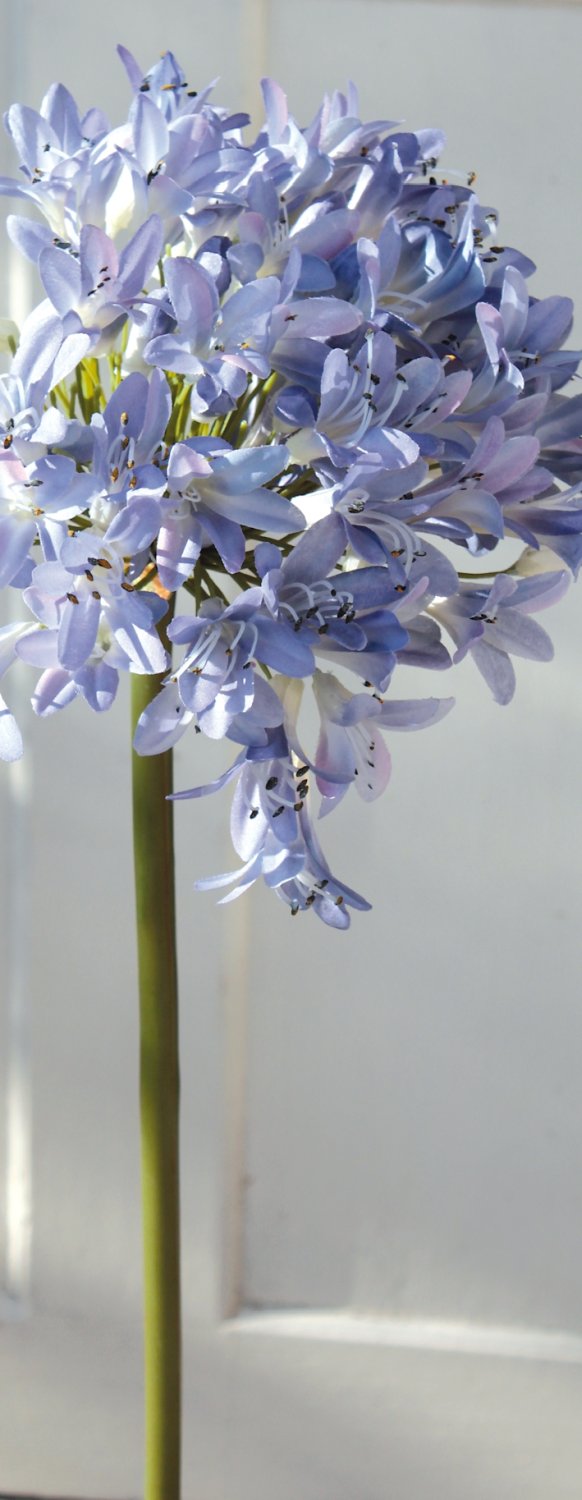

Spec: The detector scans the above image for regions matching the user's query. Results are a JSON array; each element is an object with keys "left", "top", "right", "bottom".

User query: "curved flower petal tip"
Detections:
[{"left": 0, "top": 692, "right": 23, "bottom": 760}]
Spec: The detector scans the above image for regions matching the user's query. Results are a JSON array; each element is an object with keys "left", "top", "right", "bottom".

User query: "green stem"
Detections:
[{"left": 131, "top": 667, "right": 181, "bottom": 1500}]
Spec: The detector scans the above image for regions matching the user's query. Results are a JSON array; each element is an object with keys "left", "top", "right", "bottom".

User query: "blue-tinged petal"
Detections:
[
  {"left": 133, "top": 680, "right": 194, "bottom": 755},
  {"left": 485, "top": 609, "right": 554, "bottom": 662},
  {"left": 118, "top": 215, "right": 164, "bottom": 298},
  {"left": 0, "top": 691, "right": 22, "bottom": 761},
  {"left": 75, "top": 661, "right": 119, "bottom": 712},
  {"left": 12, "top": 301, "right": 65, "bottom": 387},
  {"left": 282, "top": 513, "right": 346, "bottom": 583},
  {"left": 165, "top": 256, "right": 218, "bottom": 346},
  {"left": 130, "top": 92, "right": 169, "bottom": 174},
  {"left": 108, "top": 605, "right": 168, "bottom": 673},
  {"left": 105, "top": 498, "right": 161, "bottom": 554},
  {"left": 117, "top": 43, "right": 144, "bottom": 90},
  {"left": 40, "top": 247, "right": 82, "bottom": 316},
  {"left": 58, "top": 596, "right": 100, "bottom": 670},
  {"left": 209, "top": 443, "right": 289, "bottom": 492},
  {"left": 272, "top": 297, "right": 361, "bottom": 341},
  {"left": 219, "top": 277, "right": 280, "bottom": 348},
  {"left": 170, "top": 753, "right": 246, "bottom": 802},
  {"left": 15, "top": 628, "right": 59, "bottom": 667},
  {"left": 470, "top": 640, "right": 516, "bottom": 705},
  {"left": 255, "top": 542, "right": 282, "bottom": 577},
  {"left": 51, "top": 329, "right": 93, "bottom": 387},
  {"left": 255, "top": 616, "right": 315, "bottom": 676},
  {"left": 41, "top": 81, "right": 83, "bottom": 151},
  {"left": 204, "top": 486, "right": 304, "bottom": 537},
  {"left": 7, "top": 214, "right": 53, "bottom": 264},
  {"left": 157, "top": 521, "right": 201, "bottom": 590},
  {"left": 105, "top": 371, "right": 148, "bottom": 439},
  {"left": 196, "top": 508, "right": 245, "bottom": 573},
  {"left": 0, "top": 517, "right": 35, "bottom": 586}
]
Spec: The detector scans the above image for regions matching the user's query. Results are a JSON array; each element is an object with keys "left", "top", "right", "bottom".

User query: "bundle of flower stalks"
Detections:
[{"left": 1, "top": 46, "right": 581, "bottom": 925}]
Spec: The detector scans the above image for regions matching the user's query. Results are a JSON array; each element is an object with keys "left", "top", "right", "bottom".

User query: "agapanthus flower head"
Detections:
[{"left": 2, "top": 47, "right": 582, "bottom": 925}]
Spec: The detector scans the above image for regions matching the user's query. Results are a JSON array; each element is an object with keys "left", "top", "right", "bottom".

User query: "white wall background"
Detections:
[{"left": 2, "top": 3, "right": 582, "bottom": 1498}]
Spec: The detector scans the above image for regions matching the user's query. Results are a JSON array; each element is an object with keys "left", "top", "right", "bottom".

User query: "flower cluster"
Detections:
[{"left": 1, "top": 47, "right": 581, "bottom": 926}]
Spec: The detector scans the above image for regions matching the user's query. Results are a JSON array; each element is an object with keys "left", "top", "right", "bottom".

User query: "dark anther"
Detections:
[
  {"left": 370, "top": 373, "right": 380, "bottom": 385},
  {"left": 316, "top": 879, "right": 329, "bottom": 889},
  {"left": 295, "top": 764, "right": 309, "bottom": 777},
  {"left": 272, "top": 805, "right": 285, "bottom": 818},
  {"left": 66, "top": 592, "right": 79, "bottom": 605},
  {"left": 91, "top": 590, "right": 101, "bottom": 601},
  {"left": 265, "top": 775, "right": 278, "bottom": 790},
  {"left": 249, "top": 808, "right": 259, "bottom": 819}
]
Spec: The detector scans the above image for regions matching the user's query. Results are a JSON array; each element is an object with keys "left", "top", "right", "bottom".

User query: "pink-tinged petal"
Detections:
[
  {"left": 293, "top": 209, "right": 358, "bottom": 262},
  {"left": 484, "top": 436, "right": 540, "bottom": 492},
  {"left": 32, "top": 667, "right": 79, "bottom": 716},
  {"left": 462, "top": 416, "right": 505, "bottom": 476},
  {"left": 80, "top": 225, "right": 119, "bottom": 298},
  {"left": 261, "top": 78, "right": 288, "bottom": 142},
  {"left": 377, "top": 696, "right": 454, "bottom": 730},
  {"left": 167, "top": 443, "right": 212, "bottom": 485}
]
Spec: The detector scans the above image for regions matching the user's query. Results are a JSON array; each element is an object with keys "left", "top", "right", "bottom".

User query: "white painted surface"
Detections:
[{"left": 1, "top": 3, "right": 582, "bottom": 1497}]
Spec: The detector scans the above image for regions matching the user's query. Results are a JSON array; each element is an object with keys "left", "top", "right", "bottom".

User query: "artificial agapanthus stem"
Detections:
[{"left": 131, "top": 667, "right": 181, "bottom": 1500}]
